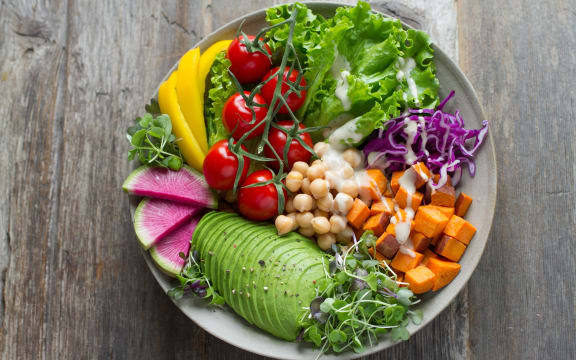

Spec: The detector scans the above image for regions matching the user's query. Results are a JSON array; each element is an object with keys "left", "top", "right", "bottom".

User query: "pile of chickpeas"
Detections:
[{"left": 274, "top": 142, "right": 366, "bottom": 250}]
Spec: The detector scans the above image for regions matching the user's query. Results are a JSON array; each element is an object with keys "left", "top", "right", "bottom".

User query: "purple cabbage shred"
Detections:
[{"left": 363, "top": 91, "right": 489, "bottom": 187}]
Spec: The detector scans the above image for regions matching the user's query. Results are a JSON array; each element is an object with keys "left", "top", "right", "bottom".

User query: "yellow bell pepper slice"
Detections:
[
  {"left": 176, "top": 48, "right": 209, "bottom": 154},
  {"left": 197, "top": 40, "right": 232, "bottom": 97},
  {"left": 158, "top": 71, "right": 205, "bottom": 171}
]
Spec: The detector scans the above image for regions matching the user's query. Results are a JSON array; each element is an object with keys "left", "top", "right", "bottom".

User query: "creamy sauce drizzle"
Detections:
[
  {"left": 396, "top": 57, "right": 420, "bottom": 106},
  {"left": 328, "top": 117, "right": 364, "bottom": 149},
  {"left": 403, "top": 119, "right": 419, "bottom": 165},
  {"left": 332, "top": 51, "right": 352, "bottom": 111}
]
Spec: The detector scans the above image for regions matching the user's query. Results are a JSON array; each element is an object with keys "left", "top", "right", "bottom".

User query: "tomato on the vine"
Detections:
[
  {"left": 222, "top": 91, "right": 268, "bottom": 140},
  {"left": 227, "top": 35, "right": 272, "bottom": 84},
  {"left": 237, "top": 169, "right": 286, "bottom": 221},
  {"left": 264, "top": 120, "right": 313, "bottom": 170},
  {"left": 260, "top": 66, "right": 307, "bottom": 114},
  {"left": 203, "top": 140, "right": 250, "bottom": 191}
]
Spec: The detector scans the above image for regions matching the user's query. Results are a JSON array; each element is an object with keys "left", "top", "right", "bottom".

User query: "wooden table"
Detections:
[{"left": 1, "top": 0, "right": 574, "bottom": 359}]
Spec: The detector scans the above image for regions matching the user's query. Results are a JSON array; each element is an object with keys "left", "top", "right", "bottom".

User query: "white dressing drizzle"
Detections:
[
  {"left": 331, "top": 51, "right": 352, "bottom": 111},
  {"left": 403, "top": 119, "right": 419, "bottom": 165},
  {"left": 393, "top": 169, "right": 418, "bottom": 256},
  {"left": 417, "top": 116, "right": 429, "bottom": 156},
  {"left": 328, "top": 117, "right": 364, "bottom": 149},
  {"left": 396, "top": 57, "right": 420, "bottom": 106}
]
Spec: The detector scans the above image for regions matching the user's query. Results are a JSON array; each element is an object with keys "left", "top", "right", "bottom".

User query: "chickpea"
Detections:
[
  {"left": 275, "top": 215, "right": 295, "bottom": 236},
  {"left": 329, "top": 215, "right": 347, "bottom": 234},
  {"left": 299, "top": 226, "right": 316, "bottom": 237},
  {"left": 341, "top": 164, "right": 355, "bottom": 179},
  {"left": 313, "top": 142, "right": 331, "bottom": 158},
  {"left": 293, "top": 193, "right": 314, "bottom": 212},
  {"left": 307, "top": 164, "right": 326, "bottom": 181},
  {"left": 342, "top": 148, "right": 363, "bottom": 169},
  {"left": 311, "top": 217, "right": 331, "bottom": 235},
  {"left": 314, "top": 209, "right": 329, "bottom": 218},
  {"left": 285, "top": 197, "right": 295, "bottom": 213},
  {"left": 339, "top": 179, "right": 359, "bottom": 198},
  {"left": 336, "top": 226, "right": 354, "bottom": 244},
  {"left": 317, "top": 233, "right": 336, "bottom": 251},
  {"left": 301, "top": 178, "right": 311, "bottom": 195},
  {"left": 296, "top": 211, "right": 314, "bottom": 228},
  {"left": 292, "top": 161, "right": 309, "bottom": 176},
  {"left": 287, "top": 212, "right": 299, "bottom": 230},
  {"left": 316, "top": 193, "right": 334, "bottom": 212},
  {"left": 324, "top": 170, "right": 338, "bottom": 190},
  {"left": 286, "top": 171, "right": 303, "bottom": 192},
  {"left": 309, "top": 178, "right": 329, "bottom": 199},
  {"left": 312, "top": 159, "right": 324, "bottom": 167},
  {"left": 333, "top": 193, "right": 354, "bottom": 215}
]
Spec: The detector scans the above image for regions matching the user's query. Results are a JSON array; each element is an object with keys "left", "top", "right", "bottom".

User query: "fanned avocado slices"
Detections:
[{"left": 193, "top": 212, "right": 328, "bottom": 341}]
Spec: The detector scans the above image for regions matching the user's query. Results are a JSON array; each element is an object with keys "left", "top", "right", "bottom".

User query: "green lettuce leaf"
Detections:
[
  {"left": 204, "top": 51, "right": 234, "bottom": 147},
  {"left": 266, "top": 1, "right": 440, "bottom": 145}
]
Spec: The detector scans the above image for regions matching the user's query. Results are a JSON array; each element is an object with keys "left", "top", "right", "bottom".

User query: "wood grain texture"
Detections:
[
  {"left": 0, "top": 0, "right": 573, "bottom": 359},
  {"left": 458, "top": 0, "right": 576, "bottom": 359}
]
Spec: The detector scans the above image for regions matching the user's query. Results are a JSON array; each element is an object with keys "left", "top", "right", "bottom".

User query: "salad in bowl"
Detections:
[{"left": 122, "top": 2, "right": 492, "bottom": 357}]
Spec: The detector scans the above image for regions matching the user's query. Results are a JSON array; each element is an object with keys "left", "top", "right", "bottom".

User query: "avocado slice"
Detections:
[{"left": 192, "top": 212, "right": 328, "bottom": 341}]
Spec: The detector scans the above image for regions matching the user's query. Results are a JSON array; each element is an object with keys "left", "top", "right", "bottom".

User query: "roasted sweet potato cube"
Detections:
[
  {"left": 395, "top": 187, "right": 423, "bottom": 210},
  {"left": 411, "top": 232, "right": 431, "bottom": 252},
  {"left": 430, "top": 231, "right": 443, "bottom": 246},
  {"left": 405, "top": 266, "right": 436, "bottom": 294},
  {"left": 421, "top": 248, "right": 440, "bottom": 266},
  {"left": 390, "top": 248, "right": 424, "bottom": 272},
  {"left": 444, "top": 215, "right": 477, "bottom": 244},
  {"left": 431, "top": 174, "right": 452, "bottom": 186},
  {"left": 359, "top": 169, "right": 387, "bottom": 200},
  {"left": 363, "top": 213, "right": 390, "bottom": 236},
  {"left": 421, "top": 205, "right": 455, "bottom": 219},
  {"left": 390, "top": 171, "right": 404, "bottom": 195},
  {"left": 431, "top": 183, "right": 456, "bottom": 207},
  {"left": 414, "top": 206, "right": 450, "bottom": 238},
  {"left": 385, "top": 221, "right": 415, "bottom": 237},
  {"left": 455, "top": 192, "right": 473, "bottom": 217},
  {"left": 347, "top": 198, "right": 371, "bottom": 230},
  {"left": 435, "top": 235, "right": 466, "bottom": 262},
  {"left": 375, "top": 232, "right": 401, "bottom": 258},
  {"left": 411, "top": 162, "right": 431, "bottom": 188},
  {"left": 426, "top": 257, "right": 461, "bottom": 291},
  {"left": 367, "top": 169, "right": 387, "bottom": 194},
  {"left": 370, "top": 197, "right": 395, "bottom": 216}
]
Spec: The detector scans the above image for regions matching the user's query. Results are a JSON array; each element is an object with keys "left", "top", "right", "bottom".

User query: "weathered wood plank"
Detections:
[{"left": 459, "top": 0, "right": 576, "bottom": 359}]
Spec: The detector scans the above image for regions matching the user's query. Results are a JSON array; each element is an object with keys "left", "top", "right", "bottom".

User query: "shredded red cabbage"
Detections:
[{"left": 363, "top": 91, "right": 489, "bottom": 188}]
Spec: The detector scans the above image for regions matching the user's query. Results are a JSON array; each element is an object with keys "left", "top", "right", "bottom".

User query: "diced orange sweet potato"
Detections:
[
  {"left": 414, "top": 207, "right": 449, "bottom": 238},
  {"left": 431, "top": 183, "right": 456, "bottom": 207},
  {"left": 405, "top": 266, "right": 436, "bottom": 294},
  {"left": 370, "top": 197, "right": 395, "bottom": 216},
  {"left": 385, "top": 221, "right": 415, "bottom": 236},
  {"left": 411, "top": 232, "right": 431, "bottom": 252},
  {"left": 421, "top": 248, "right": 440, "bottom": 266},
  {"left": 363, "top": 213, "right": 390, "bottom": 236},
  {"left": 435, "top": 235, "right": 466, "bottom": 262},
  {"left": 395, "top": 187, "right": 423, "bottom": 210},
  {"left": 430, "top": 232, "right": 443, "bottom": 246},
  {"left": 375, "top": 232, "right": 401, "bottom": 258},
  {"left": 420, "top": 205, "right": 455, "bottom": 219},
  {"left": 347, "top": 198, "right": 371, "bottom": 230},
  {"left": 359, "top": 169, "right": 387, "bottom": 200},
  {"left": 390, "top": 248, "right": 424, "bottom": 272},
  {"left": 390, "top": 171, "right": 404, "bottom": 195},
  {"left": 426, "top": 257, "right": 461, "bottom": 291},
  {"left": 432, "top": 174, "right": 452, "bottom": 186},
  {"left": 455, "top": 192, "right": 473, "bottom": 217},
  {"left": 412, "top": 162, "right": 431, "bottom": 188},
  {"left": 444, "top": 215, "right": 477, "bottom": 245}
]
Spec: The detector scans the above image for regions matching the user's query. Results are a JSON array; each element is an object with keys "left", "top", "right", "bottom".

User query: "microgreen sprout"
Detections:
[{"left": 299, "top": 231, "right": 419, "bottom": 355}]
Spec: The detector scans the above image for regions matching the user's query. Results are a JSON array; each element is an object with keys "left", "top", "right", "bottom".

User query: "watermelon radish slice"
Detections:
[
  {"left": 134, "top": 198, "right": 202, "bottom": 250},
  {"left": 150, "top": 215, "right": 201, "bottom": 277},
  {"left": 123, "top": 165, "right": 217, "bottom": 209}
]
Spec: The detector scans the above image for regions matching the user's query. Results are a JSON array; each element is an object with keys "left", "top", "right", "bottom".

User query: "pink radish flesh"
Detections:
[
  {"left": 134, "top": 198, "right": 202, "bottom": 249},
  {"left": 149, "top": 216, "right": 201, "bottom": 276}
]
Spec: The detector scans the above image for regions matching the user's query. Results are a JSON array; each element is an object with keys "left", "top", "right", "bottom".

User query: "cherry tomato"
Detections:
[
  {"left": 227, "top": 35, "right": 272, "bottom": 84},
  {"left": 238, "top": 169, "right": 286, "bottom": 221},
  {"left": 222, "top": 91, "right": 268, "bottom": 140},
  {"left": 203, "top": 140, "right": 250, "bottom": 191},
  {"left": 264, "top": 120, "right": 313, "bottom": 170},
  {"left": 260, "top": 66, "right": 307, "bottom": 114}
]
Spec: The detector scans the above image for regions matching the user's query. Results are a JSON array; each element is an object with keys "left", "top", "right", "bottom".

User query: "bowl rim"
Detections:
[{"left": 133, "top": 2, "right": 498, "bottom": 358}]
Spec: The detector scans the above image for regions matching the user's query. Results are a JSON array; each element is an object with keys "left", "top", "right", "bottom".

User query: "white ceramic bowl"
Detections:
[{"left": 129, "top": 3, "right": 497, "bottom": 359}]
